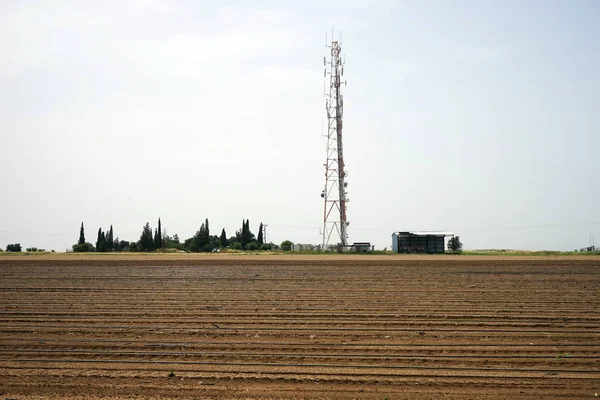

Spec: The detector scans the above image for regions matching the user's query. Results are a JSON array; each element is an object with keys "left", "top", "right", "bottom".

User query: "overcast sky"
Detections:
[{"left": 1, "top": 0, "right": 598, "bottom": 252}]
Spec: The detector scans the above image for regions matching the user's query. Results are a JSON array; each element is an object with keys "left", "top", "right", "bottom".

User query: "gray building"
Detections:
[
  {"left": 352, "top": 242, "right": 374, "bottom": 253},
  {"left": 292, "top": 243, "right": 319, "bottom": 252},
  {"left": 392, "top": 232, "right": 454, "bottom": 254}
]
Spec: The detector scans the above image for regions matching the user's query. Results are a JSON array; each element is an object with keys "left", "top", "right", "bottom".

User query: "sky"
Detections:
[{"left": 1, "top": 0, "right": 598, "bottom": 252}]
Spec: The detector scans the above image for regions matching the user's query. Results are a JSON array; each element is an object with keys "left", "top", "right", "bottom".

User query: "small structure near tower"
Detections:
[{"left": 352, "top": 242, "right": 374, "bottom": 253}]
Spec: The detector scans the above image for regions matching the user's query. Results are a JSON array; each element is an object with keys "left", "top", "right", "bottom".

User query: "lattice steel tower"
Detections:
[{"left": 321, "top": 36, "right": 349, "bottom": 248}]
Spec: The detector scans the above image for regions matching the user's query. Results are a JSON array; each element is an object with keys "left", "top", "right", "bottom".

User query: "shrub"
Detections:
[
  {"left": 280, "top": 240, "right": 293, "bottom": 251},
  {"left": 231, "top": 242, "right": 242, "bottom": 250},
  {"left": 246, "top": 242, "right": 259, "bottom": 251},
  {"left": 26, "top": 247, "right": 45, "bottom": 252},
  {"left": 72, "top": 242, "right": 95, "bottom": 252},
  {"left": 6, "top": 243, "right": 22, "bottom": 252},
  {"left": 448, "top": 236, "right": 463, "bottom": 253}
]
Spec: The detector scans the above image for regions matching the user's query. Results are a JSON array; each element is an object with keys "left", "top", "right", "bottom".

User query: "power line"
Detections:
[
  {"left": 0, "top": 230, "right": 72, "bottom": 237},
  {"left": 268, "top": 221, "right": 600, "bottom": 232}
]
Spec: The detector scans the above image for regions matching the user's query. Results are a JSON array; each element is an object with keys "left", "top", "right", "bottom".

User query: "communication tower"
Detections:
[{"left": 321, "top": 34, "right": 349, "bottom": 248}]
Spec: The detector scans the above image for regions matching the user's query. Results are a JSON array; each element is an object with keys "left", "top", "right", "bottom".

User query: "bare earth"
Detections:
[{"left": 0, "top": 254, "right": 599, "bottom": 399}]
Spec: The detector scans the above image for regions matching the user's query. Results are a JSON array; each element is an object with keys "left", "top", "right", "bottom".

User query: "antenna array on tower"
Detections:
[{"left": 321, "top": 33, "right": 349, "bottom": 248}]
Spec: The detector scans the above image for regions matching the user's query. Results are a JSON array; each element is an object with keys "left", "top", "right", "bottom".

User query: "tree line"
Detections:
[{"left": 72, "top": 218, "right": 274, "bottom": 253}]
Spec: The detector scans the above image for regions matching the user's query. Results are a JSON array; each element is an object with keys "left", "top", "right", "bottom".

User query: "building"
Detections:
[
  {"left": 318, "top": 243, "right": 374, "bottom": 252},
  {"left": 351, "top": 242, "right": 374, "bottom": 253},
  {"left": 391, "top": 232, "right": 454, "bottom": 254},
  {"left": 292, "top": 243, "right": 319, "bottom": 252}
]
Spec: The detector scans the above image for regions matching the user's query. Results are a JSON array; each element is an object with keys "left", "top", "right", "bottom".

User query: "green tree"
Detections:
[
  {"left": 280, "top": 240, "right": 293, "bottom": 251},
  {"left": 6, "top": 243, "right": 22, "bottom": 252},
  {"left": 139, "top": 222, "right": 154, "bottom": 252},
  {"left": 155, "top": 218, "right": 162, "bottom": 249},
  {"left": 200, "top": 218, "right": 210, "bottom": 251},
  {"left": 96, "top": 228, "right": 103, "bottom": 252},
  {"left": 165, "top": 234, "right": 183, "bottom": 250},
  {"left": 113, "top": 236, "right": 121, "bottom": 251},
  {"left": 220, "top": 228, "right": 228, "bottom": 247},
  {"left": 78, "top": 222, "right": 86, "bottom": 245},
  {"left": 209, "top": 234, "right": 220, "bottom": 250},
  {"left": 188, "top": 219, "right": 211, "bottom": 252},
  {"left": 183, "top": 237, "right": 195, "bottom": 252},
  {"left": 257, "top": 222, "right": 264, "bottom": 245},
  {"left": 236, "top": 219, "right": 255, "bottom": 249},
  {"left": 96, "top": 228, "right": 108, "bottom": 252},
  {"left": 448, "top": 236, "right": 463, "bottom": 253},
  {"left": 73, "top": 242, "right": 94, "bottom": 252},
  {"left": 107, "top": 225, "right": 114, "bottom": 251}
]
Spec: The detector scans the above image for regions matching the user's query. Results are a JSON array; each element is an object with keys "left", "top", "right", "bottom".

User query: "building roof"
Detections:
[{"left": 392, "top": 231, "right": 455, "bottom": 237}]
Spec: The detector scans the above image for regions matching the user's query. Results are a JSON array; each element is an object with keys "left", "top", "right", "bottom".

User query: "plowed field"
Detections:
[{"left": 0, "top": 255, "right": 599, "bottom": 399}]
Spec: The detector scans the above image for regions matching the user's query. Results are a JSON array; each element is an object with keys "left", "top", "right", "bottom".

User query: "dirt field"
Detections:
[{"left": 0, "top": 254, "right": 599, "bottom": 399}]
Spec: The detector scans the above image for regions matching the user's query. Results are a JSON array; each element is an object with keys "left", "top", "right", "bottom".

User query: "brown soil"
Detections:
[{"left": 0, "top": 255, "right": 598, "bottom": 399}]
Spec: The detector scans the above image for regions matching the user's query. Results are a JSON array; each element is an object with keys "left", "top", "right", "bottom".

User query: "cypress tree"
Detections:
[
  {"left": 257, "top": 223, "right": 264, "bottom": 245},
  {"left": 220, "top": 228, "right": 228, "bottom": 247},
  {"left": 189, "top": 220, "right": 210, "bottom": 252},
  {"left": 96, "top": 228, "right": 105, "bottom": 252},
  {"left": 240, "top": 220, "right": 248, "bottom": 248},
  {"left": 240, "top": 219, "right": 255, "bottom": 249},
  {"left": 139, "top": 222, "right": 154, "bottom": 252},
  {"left": 198, "top": 222, "right": 208, "bottom": 250},
  {"left": 101, "top": 231, "right": 106, "bottom": 252},
  {"left": 202, "top": 218, "right": 210, "bottom": 249},
  {"left": 197, "top": 224, "right": 203, "bottom": 250},
  {"left": 78, "top": 222, "right": 86, "bottom": 245},
  {"left": 156, "top": 218, "right": 162, "bottom": 249},
  {"left": 107, "top": 225, "right": 114, "bottom": 251}
]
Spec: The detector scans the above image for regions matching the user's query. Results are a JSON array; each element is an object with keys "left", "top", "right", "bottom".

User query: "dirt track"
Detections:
[{"left": 0, "top": 255, "right": 599, "bottom": 399}]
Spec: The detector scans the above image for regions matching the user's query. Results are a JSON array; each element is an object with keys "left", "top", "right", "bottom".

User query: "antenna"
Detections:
[{"left": 321, "top": 30, "right": 349, "bottom": 248}]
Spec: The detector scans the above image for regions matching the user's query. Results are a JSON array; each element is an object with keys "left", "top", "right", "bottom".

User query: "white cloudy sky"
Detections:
[{"left": 1, "top": 0, "right": 598, "bottom": 251}]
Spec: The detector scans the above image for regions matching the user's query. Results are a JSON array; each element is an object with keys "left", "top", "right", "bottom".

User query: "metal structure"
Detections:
[
  {"left": 321, "top": 34, "right": 349, "bottom": 248},
  {"left": 391, "top": 232, "right": 455, "bottom": 254}
]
